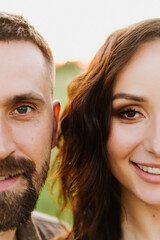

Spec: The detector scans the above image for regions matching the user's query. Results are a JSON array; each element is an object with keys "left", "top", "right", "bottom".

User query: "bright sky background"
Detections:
[{"left": 0, "top": 0, "right": 160, "bottom": 63}]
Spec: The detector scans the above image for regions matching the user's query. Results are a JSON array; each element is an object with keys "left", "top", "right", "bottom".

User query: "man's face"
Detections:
[{"left": 0, "top": 41, "right": 59, "bottom": 231}]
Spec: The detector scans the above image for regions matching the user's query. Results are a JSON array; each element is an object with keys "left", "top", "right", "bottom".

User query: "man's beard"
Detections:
[{"left": 0, "top": 156, "right": 49, "bottom": 231}]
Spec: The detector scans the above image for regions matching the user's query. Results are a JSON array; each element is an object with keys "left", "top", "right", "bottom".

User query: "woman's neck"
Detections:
[{"left": 121, "top": 187, "right": 160, "bottom": 240}]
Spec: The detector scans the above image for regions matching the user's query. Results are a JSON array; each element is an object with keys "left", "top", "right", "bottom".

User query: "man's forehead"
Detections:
[
  {"left": 0, "top": 40, "right": 52, "bottom": 102},
  {"left": 0, "top": 40, "right": 46, "bottom": 67}
]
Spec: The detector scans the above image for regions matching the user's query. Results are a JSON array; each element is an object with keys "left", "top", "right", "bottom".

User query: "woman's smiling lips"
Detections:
[{"left": 131, "top": 161, "right": 160, "bottom": 184}]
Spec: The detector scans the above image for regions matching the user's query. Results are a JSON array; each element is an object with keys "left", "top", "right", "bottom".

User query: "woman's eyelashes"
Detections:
[{"left": 114, "top": 107, "right": 145, "bottom": 120}]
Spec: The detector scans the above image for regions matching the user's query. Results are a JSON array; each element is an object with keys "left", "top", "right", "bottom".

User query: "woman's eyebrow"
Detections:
[{"left": 112, "top": 93, "right": 146, "bottom": 102}]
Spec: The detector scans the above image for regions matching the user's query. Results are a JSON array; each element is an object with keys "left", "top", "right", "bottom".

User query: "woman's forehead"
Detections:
[{"left": 113, "top": 39, "right": 160, "bottom": 95}]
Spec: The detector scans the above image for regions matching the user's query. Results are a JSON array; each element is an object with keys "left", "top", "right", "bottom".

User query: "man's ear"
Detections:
[{"left": 51, "top": 100, "right": 60, "bottom": 149}]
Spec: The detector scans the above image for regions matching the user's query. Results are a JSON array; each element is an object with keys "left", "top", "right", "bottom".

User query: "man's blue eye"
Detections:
[{"left": 15, "top": 106, "right": 31, "bottom": 114}]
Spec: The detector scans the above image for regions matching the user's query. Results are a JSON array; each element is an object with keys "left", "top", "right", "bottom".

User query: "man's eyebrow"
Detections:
[
  {"left": 112, "top": 93, "right": 146, "bottom": 102},
  {"left": 8, "top": 93, "right": 46, "bottom": 105}
]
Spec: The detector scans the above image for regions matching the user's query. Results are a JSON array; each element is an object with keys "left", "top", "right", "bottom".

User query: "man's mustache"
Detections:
[{"left": 0, "top": 156, "right": 36, "bottom": 178}]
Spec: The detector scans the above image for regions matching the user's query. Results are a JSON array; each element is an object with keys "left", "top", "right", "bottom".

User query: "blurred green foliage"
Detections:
[
  {"left": 54, "top": 62, "right": 83, "bottom": 109},
  {"left": 35, "top": 62, "right": 83, "bottom": 226}
]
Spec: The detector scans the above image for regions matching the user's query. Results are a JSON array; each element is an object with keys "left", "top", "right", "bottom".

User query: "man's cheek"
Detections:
[{"left": 31, "top": 160, "right": 49, "bottom": 194}]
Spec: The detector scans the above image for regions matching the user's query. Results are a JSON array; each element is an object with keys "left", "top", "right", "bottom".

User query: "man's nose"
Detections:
[
  {"left": 0, "top": 116, "right": 16, "bottom": 159},
  {"left": 144, "top": 118, "right": 160, "bottom": 158}
]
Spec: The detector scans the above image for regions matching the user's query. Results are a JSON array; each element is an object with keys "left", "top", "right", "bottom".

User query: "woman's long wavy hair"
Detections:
[{"left": 52, "top": 19, "right": 160, "bottom": 240}]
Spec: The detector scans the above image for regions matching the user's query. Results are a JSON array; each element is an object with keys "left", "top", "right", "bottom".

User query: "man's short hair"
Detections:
[{"left": 0, "top": 12, "right": 54, "bottom": 95}]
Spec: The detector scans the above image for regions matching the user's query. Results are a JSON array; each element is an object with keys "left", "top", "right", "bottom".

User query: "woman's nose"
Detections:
[{"left": 144, "top": 118, "right": 160, "bottom": 158}]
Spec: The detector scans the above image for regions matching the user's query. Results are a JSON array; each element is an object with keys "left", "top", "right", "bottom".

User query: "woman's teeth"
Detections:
[{"left": 137, "top": 164, "right": 160, "bottom": 174}]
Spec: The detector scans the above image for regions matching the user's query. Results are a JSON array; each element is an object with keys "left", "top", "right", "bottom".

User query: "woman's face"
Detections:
[{"left": 107, "top": 39, "right": 160, "bottom": 205}]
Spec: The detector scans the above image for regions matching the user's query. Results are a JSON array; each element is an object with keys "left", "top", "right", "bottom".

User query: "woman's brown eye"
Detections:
[
  {"left": 118, "top": 109, "right": 143, "bottom": 120},
  {"left": 125, "top": 111, "right": 136, "bottom": 118}
]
